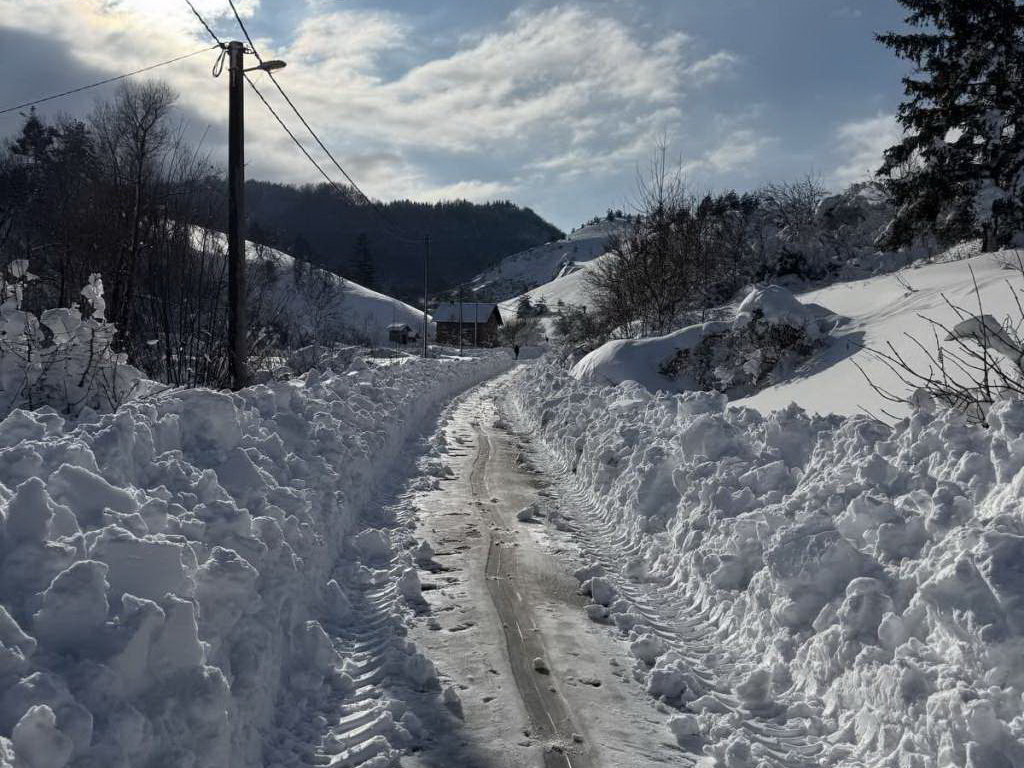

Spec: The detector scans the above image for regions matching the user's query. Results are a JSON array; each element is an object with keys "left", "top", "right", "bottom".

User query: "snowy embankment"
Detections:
[
  {"left": 738, "top": 248, "right": 1019, "bottom": 418},
  {"left": 0, "top": 351, "right": 509, "bottom": 767},
  {"left": 507, "top": 359, "right": 1024, "bottom": 767},
  {"left": 570, "top": 249, "right": 1024, "bottom": 420}
]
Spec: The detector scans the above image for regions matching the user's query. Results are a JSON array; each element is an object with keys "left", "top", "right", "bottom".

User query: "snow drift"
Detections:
[
  {"left": 0, "top": 351, "right": 509, "bottom": 766},
  {"left": 508, "top": 359, "right": 1024, "bottom": 767},
  {"left": 739, "top": 248, "right": 1024, "bottom": 419}
]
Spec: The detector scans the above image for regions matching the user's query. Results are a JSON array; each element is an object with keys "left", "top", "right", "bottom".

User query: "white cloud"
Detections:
[
  {"left": 683, "top": 51, "right": 740, "bottom": 86},
  {"left": 683, "top": 128, "right": 775, "bottom": 175},
  {"left": 0, "top": 1, "right": 737, "bottom": 216},
  {"left": 830, "top": 113, "right": 902, "bottom": 188},
  {"left": 413, "top": 179, "right": 518, "bottom": 203}
]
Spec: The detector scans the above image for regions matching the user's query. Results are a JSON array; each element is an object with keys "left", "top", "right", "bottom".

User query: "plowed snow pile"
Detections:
[
  {"left": 0, "top": 352, "right": 508, "bottom": 767},
  {"left": 509, "top": 360, "right": 1024, "bottom": 767}
]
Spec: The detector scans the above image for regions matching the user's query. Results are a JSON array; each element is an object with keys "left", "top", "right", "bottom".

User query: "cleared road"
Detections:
[{"left": 408, "top": 370, "right": 679, "bottom": 768}]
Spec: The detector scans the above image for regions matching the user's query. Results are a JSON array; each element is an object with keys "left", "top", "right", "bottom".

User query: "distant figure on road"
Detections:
[{"left": 513, "top": 344, "right": 520, "bottom": 360}]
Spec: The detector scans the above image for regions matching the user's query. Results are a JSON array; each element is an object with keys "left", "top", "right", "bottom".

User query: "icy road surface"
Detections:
[{"left": 403, "top": 371, "right": 680, "bottom": 767}]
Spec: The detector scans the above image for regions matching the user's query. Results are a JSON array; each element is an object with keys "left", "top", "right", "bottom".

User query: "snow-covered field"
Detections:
[
  {"left": 507, "top": 358, "right": 1024, "bottom": 767},
  {"left": 0, "top": 351, "right": 509, "bottom": 767},
  {"left": 201, "top": 230, "right": 431, "bottom": 347},
  {"left": 738, "top": 247, "right": 1017, "bottom": 418}
]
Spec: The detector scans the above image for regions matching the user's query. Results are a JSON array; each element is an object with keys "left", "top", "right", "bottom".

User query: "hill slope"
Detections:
[
  {"left": 199, "top": 230, "right": 432, "bottom": 348},
  {"left": 568, "top": 242, "right": 1021, "bottom": 421},
  {"left": 469, "top": 219, "right": 622, "bottom": 303}
]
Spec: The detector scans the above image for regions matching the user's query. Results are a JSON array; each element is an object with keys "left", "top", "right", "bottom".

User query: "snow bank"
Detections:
[
  {"left": 0, "top": 351, "right": 510, "bottom": 766},
  {"left": 509, "top": 360, "right": 1024, "bottom": 767},
  {"left": 739, "top": 248, "right": 1024, "bottom": 418},
  {"left": 572, "top": 285, "right": 837, "bottom": 395}
]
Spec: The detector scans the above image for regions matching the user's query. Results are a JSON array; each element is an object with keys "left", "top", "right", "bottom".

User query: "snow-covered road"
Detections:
[{"left": 404, "top": 371, "right": 679, "bottom": 767}]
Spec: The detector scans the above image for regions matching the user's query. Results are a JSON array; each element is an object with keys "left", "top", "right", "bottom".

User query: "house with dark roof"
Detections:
[
  {"left": 432, "top": 302, "right": 502, "bottom": 347},
  {"left": 386, "top": 323, "right": 415, "bottom": 345}
]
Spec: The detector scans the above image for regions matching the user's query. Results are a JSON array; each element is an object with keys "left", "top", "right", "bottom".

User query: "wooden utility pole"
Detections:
[
  {"left": 227, "top": 41, "right": 249, "bottom": 390},
  {"left": 422, "top": 235, "right": 430, "bottom": 358},
  {"left": 458, "top": 285, "right": 464, "bottom": 355}
]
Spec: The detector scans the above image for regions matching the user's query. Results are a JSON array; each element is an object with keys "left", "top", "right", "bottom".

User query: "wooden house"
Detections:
[
  {"left": 432, "top": 303, "right": 502, "bottom": 347},
  {"left": 387, "top": 323, "right": 415, "bottom": 345}
]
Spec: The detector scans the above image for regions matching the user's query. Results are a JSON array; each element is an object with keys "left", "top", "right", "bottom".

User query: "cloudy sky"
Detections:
[{"left": 0, "top": 0, "right": 908, "bottom": 230}]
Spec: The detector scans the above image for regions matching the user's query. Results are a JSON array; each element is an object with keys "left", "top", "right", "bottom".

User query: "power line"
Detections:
[
  {"left": 263, "top": 70, "right": 420, "bottom": 242},
  {"left": 0, "top": 46, "right": 220, "bottom": 117},
  {"left": 187, "top": 3, "right": 355, "bottom": 218},
  {"left": 226, "top": 0, "right": 260, "bottom": 62},
  {"left": 243, "top": 73, "right": 361, "bottom": 205},
  {"left": 185, "top": 0, "right": 226, "bottom": 47},
  {"left": 196, "top": 2, "right": 478, "bottom": 250},
  {"left": 224, "top": 0, "right": 421, "bottom": 244}
]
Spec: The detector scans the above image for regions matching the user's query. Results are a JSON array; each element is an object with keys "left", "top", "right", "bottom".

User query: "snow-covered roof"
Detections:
[
  {"left": 387, "top": 323, "right": 414, "bottom": 331},
  {"left": 432, "top": 303, "right": 500, "bottom": 324}
]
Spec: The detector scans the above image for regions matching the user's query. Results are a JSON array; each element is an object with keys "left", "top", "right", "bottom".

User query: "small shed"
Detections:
[
  {"left": 387, "top": 323, "right": 415, "bottom": 344},
  {"left": 433, "top": 303, "right": 502, "bottom": 347}
]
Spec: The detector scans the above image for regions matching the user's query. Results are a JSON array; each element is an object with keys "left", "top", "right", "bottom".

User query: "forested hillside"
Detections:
[{"left": 240, "top": 182, "right": 564, "bottom": 300}]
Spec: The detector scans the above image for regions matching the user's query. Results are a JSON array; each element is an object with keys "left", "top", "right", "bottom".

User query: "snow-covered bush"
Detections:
[
  {"left": 509, "top": 360, "right": 1024, "bottom": 767},
  {"left": 658, "top": 286, "right": 829, "bottom": 394},
  {"left": 761, "top": 181, "right": 897, "bottom": 282},
  {"left": 573, "top": 285, "right": 838, "bottom": 397},
  {"left": 0, "top": 263, "right": 143, "bottom": 417}
]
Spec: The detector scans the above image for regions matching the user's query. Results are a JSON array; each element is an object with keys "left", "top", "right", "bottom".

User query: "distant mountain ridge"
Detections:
[{"left": 237, "top": 181, "right": 564, "bottom": 302}]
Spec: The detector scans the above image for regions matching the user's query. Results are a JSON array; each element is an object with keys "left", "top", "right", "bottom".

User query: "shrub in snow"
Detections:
[
  {"left": 509, "top": 359, "right": 1024, "bottom": 767},
  {"left": 0, "top": 264, "right": 143, "bottom": 417},
  {"left": 574, "top": 285, "right": 837, "bottom": 397},
  {"left": 863, "top": 262, "right": 1024, "bottom": 424}
]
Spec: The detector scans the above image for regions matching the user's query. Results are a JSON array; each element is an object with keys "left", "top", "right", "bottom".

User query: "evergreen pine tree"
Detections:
[
  {"left": 516, "top": 294, "right": 534, "bottom": 318},
  {"left": 877, "top": 0, "right": 1024, "bottom": 250},
  {"left": 349, "top": 233, "right": 376, "bottom": 290}
]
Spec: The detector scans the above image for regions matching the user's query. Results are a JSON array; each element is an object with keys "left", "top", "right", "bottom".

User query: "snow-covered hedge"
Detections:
[
  {"left": 0, "top": 265, "right": 143, "bottom": 417},
  {"left": 508, "top": 360, "right": 1024, "bottom": 767},
  {"left": 0, "top": 351, "right": 510, "bottom": 766}
]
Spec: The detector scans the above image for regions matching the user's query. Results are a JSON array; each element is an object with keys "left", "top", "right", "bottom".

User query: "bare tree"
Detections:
[
  {"left": 91, "top": 81, "right": 177, "bottom": 344},
  {"left": 857, "top": 262, "right": 1024, "bottom": 425}
]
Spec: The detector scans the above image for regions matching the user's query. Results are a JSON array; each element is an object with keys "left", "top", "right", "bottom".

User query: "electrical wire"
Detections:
[
  {"left": 193, "top": 1, "right": 473, "bottom": 252},
  {"left": 243, "top": 73, "right": 360, "bottom": 204},
  {"left": 187, "top": 3, "right": 350, "bottom": 212},
  {"left": 185, "top": 0, "right": 226, "bottom": 47},
  {"left": 0, "top": 46, "right": 220, "bottom": 116},
  {"left": 224, "top": 0, "right": 422, "bottom": 243},
  {"left": 226, "top": 0, "right": 260, "bottom": 62}
]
